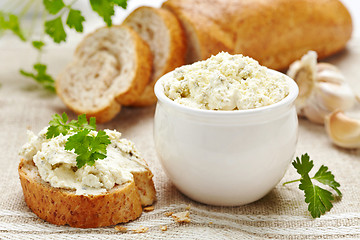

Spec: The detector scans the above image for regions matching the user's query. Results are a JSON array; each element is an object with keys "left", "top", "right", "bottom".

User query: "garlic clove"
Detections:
[
  {"left": 287, "top": 50, "right": 357, "bottom": 125},
  {"left": 302, "top": 83, "right": 356, "bottom": 124},
  {"left": 316, "top": 63, "right": 345, "bottom": 84},
  {"left": 302, "top": 103, "right": 327, "bottom": 124},
  {"left": 287, "top": 51, "right": 317, "bottom": 108},
  {"left": 316, "top": 62, "right": 340, "bottom": 73},
  {"left": 316, "top": 82, "right": 356, "bottom": 111},
  {"left": 325, "top": 110, "right": 360, "bottom": 149}
]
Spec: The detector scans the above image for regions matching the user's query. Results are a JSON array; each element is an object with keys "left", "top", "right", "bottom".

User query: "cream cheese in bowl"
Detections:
[
  {"left": 154, "top": 52, "right": 299, "bottom": 206},
  {"left": 163, "top": 52, "right": 289, "bottom": 110}
]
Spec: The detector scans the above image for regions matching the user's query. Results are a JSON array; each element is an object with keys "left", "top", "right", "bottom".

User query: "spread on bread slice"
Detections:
[
  {"left": 18, "top": 114, "right": 156, "bottom": 228},
  {"left": 56, "top": 25, "right": 152, "bottom": 123},
  {"left": 124, "top": 6, "right": 186, "bottom": 106}
]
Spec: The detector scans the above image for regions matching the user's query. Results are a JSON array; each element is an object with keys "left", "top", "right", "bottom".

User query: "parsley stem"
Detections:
[
  {"left": 282, "top": 178, "right": 302, "bottom": 186},
  {"left": 28, "top": 0, "right": 41, "bottom": 38},
  {"left": 35, "top": 9, "right": 47, "bottom": 63},
  {"left": 67, "top": 0, "right": 79, "bottom": 8},
  {"left": 19, "top": 0, "right": 35, "bottom": 18}
]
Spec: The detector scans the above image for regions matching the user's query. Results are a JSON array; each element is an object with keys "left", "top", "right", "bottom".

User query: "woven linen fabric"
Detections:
[{"left": 0, "top": 32, "right": 360, "bottom": 239}]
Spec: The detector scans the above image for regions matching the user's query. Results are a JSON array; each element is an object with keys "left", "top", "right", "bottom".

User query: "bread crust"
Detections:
[
  {"left": 55, "top": 83, "right": 122, "bottom": 124},
  {"left": 132, "top": 170, "right": 157, "bottom": 206},
  {"left": 115, "top": 25, "right": 153, "bottom": 106},
  {"left": 162, "top": 0, "right": 236, "bottom": 63},
  {"left": 233, "top": 0, "right": 353, "bottom": 70},
  {"left": 162, "top": 0, "right": 352, "bottom": 70},
  {"left": 124, "top": 7, "right": 187, "bottom": 106},
  {"left": 18, "top": 158, "right": 155, "bottom": 228}
]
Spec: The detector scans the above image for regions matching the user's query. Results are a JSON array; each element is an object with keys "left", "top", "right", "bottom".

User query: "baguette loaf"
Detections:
[
  {"left": 162, "top": 0, "right": 352, "bottom": 70},
  {"left": 124, "top": 6, "right": 186, "bottom": 106},
  {"left": 56, "top": 25, "right": 152, "bottom": 123}
]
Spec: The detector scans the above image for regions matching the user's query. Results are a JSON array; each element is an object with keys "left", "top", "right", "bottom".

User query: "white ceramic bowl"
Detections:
[{"left": 154, "top": 69, "right": 299, "bottom": 206}]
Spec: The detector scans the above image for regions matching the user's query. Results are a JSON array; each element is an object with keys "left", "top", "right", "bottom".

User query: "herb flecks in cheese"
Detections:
[
  {"left": 20, "top": 128, "right": 148, "bottom": 195},
  {"left": 163, "top": 52, "right": 289, "bottom": 110}
]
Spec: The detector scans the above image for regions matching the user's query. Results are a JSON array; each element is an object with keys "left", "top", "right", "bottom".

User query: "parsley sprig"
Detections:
[
  {"left": 46, "top": 113, "right": 111, "bottom": 168},
  {"left": 1, "top": 0, "right": 128, "bottom": 92},
  {"left": 283, "top": 153, "right": 342, "bottom": 218}
]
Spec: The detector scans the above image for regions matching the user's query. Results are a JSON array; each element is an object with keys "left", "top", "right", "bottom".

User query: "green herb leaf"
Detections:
[
  {"left": 292, "top": 153, "right": 313, "bottom": 176},
  {"left": 299, "top": 175, "right": 334, "bottom": 218},
  {"left": 68, "top": 114, "right": 96, "bottom": 131},
  {"left": 313, "top": 165, "right": 342, "bottom": 197},
  {"left": 47, "top": 113, "right": 110, "bottom": 168},
  {"left": 43, "top": 0, "right": 65, "bottom": 15},
  {"left": 112, "top": 0, "right": 128, "bottom": 9},
  {"left": 20, "top": 63, "right": 55, "bottom": 92},
  {"left": 46, "top": 112, "right": 70, "bottom": 138},
  {"left": 66, "top": 9, "right": 85, "bottom": 32},
  {"left": 32, "top": 41, "right": 45, "bottom": 50},
  {"left": 284, "top": 153, "right": 342, "bottom": 218},
  {"left": 47, "top": 113, "right": 96, "bottom": 139},
  {"left": 0, "top": 12, "right": 26, "bottom": 41},
  {"left": 65, "top": 129, "right": 110, "bottom": 168},
  {"left": 90, "top": 0, "right": 115, "bottom": 26},
  {"left": 45, "top": 17, "right": 66, "bottom": 43}
]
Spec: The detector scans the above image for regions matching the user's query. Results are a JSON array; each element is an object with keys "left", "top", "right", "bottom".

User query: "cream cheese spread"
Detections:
[
  {"left": 163, "top": 52, "right": 290, "bottom": 110},
  {"left": 20, "top": 128, "right": 148, "bottom": 195}
]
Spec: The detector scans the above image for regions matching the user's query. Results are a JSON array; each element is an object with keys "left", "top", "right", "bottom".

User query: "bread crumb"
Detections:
[
  {"left": 160, "top": 225, "right": 168, "bottom": 231},
  {"left": 143, "top": 206, "right": 154, "bottom": 212},
  {"left": 164, "top": 211, "right": 174, "bottom": 217},
  {"left": 132, "top": 226, "right": 149, "bottom": 233},
  {"left": 172, "top": 211, "right": 190, "bottom": 223},
  {"left": 115, "top": 226, "right": 127, "bottom": 233},
  {"left": 185, "top": 204, "right": 191, "bottom": 210}
]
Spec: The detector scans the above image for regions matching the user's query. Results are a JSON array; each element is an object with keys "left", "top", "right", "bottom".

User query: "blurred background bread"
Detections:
[
  {"left": 124, "top": 6, "right": 186, "bottom": 107},
  {"left": 57, "top": 0, "right": 353, "bottom": 122},
  {"left": 56, "top": 25, "right": 152, "bottom": 123},
  {"left": 163, "top": 0, "right": 352, "bottom": 70}
]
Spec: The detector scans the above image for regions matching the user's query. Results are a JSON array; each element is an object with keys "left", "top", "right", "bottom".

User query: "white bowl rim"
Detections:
[{"left": 154, "top": 69, "right": 299, "bottom": 117}]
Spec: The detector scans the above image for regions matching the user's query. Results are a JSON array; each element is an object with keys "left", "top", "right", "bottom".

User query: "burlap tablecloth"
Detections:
[{"left": 1, "top": 10, "right": 360, "bottom": 239}]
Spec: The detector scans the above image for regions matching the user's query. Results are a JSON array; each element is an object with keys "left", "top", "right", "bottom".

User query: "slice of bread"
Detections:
[
  {"left": 18, "top": 158, "right": 156, "bottom": 228},
  {"left": 124, "top": 6, "right": 187, "bottom": 106},
  {"left": 56, "top": 25, "right": 152, "bottom": 123}
]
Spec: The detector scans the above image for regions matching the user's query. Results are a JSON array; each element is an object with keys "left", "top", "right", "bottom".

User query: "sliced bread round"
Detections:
[
  {"left": 18, "top": 158, "right": 156, "bottom": 228},
  {"left": 56, "top": 25, "right": 152, "bottom": 123},
  {"left": 124, "top": 6, "right": 187, "bottom": 106}
]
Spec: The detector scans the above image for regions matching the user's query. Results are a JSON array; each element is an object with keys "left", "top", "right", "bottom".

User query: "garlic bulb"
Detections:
[
  {"left": 325, "top": 110, "right": 360, "bottom": 149},
  {"left": 287, "top": 51, "right": 357, "bottom": 124}
]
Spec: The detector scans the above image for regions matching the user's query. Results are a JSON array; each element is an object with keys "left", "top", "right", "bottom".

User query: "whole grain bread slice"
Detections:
[
  {"left": 56, "top": 25, "right": 152, "bottom": 123},
  {"left": 124, "top": 6, "right": 186, "bottom": 106},
  {"left": 18, "top": 158, "right": 156, "bottom": 228}
]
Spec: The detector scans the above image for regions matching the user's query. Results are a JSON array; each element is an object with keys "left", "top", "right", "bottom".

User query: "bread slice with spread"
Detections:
[
  {"left": 123, "top": 6, "right": 186, "bottom": 106},
  {"left": 19, "top": 125, "right": 156, "bottom": 228}
]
